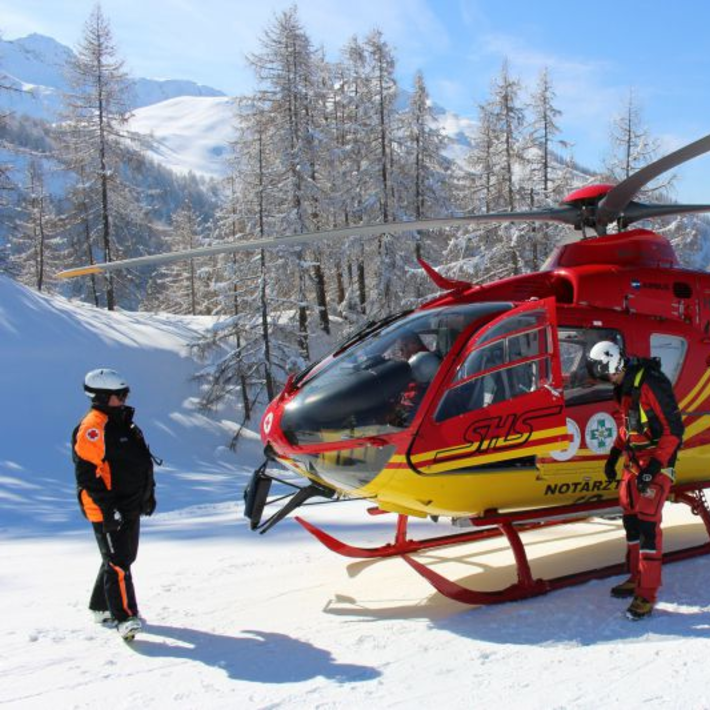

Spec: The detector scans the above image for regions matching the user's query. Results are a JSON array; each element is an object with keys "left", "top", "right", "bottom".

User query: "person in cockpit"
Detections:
[{"left": 386, "top": 332, "right": 438, "bottom": 427}]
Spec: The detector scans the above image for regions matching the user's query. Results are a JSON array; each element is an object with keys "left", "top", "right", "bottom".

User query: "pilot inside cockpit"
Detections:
[
  {"left": 384, "top": 331, "right": 441, "bottom": 426},
  {"left": 385, "top": 331, "right": 428, "bottom": 362}
]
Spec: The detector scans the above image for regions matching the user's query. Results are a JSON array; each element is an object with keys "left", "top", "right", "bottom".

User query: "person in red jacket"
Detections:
[
  {"left": 587, "top": 341, "right": 684, "bottom": 620},
  {"left": 73, "top": 368, "right": 157, "bottom": 640}
]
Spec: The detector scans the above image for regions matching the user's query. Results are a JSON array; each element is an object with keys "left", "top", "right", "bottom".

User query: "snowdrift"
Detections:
[{"left": 0, "top": 276, "right": 256, "bottom": 536}]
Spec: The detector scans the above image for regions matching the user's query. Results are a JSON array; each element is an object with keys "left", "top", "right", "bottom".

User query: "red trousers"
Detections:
[{"left": 618, "top": 467, "right": 672, "bottom": 603}]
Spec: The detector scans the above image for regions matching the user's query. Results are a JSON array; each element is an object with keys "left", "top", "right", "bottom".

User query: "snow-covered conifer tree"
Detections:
[
  {"left": 362, "top": 29, "right": 401, "bottom": 313},
  {"left": 10, "top": 159, "right": 64, "bottom": 292},
  {"left": 523, "top": 67, "right": 570, "bottom": 270},
  {"left": 398, "top": 71, "right": 452, "bottom": 297},
  {"left": 460, "top": 60, "right": 526, "bottom": 278},
  {"left": 59, "top": 4, "right": 150, "bottom": 310},
  {"left": 143, "top": 201, "right": 209, "bottom": 315},
  {"left": 605, "top": 89, "right": 673, "bottom": 200}
]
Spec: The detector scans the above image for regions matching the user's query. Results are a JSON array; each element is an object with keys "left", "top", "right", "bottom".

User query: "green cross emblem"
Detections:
[{"left": 589, "top": 417, "right": 614, "bottom": 449}]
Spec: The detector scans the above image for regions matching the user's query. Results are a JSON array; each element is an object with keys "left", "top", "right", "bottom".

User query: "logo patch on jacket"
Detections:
[{"left": 86, "top": 428, "right": 101, "bottom": 442}]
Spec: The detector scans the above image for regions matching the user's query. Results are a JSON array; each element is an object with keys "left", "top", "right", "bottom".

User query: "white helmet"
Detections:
[
  {"left": 586, "top": 341, "right": 625, "bottom": 380},
  {"left": 84, "top": 368, "right": 130, "bottom": 401}
]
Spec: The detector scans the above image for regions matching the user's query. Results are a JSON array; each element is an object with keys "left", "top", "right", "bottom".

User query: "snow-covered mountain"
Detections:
[
  {"left": 127, "top": 95, "right": 236, "bottom": 179},
  {"left": 0, "top": 33, "right": 225, "bottom": 120},
  {"left": 0, "top": 33, "right": 478, "bottom": 181}
]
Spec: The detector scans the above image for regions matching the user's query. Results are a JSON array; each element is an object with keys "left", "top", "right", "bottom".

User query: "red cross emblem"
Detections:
[{"left": 86, "top": 428, "right": 100, "bottom": 442}]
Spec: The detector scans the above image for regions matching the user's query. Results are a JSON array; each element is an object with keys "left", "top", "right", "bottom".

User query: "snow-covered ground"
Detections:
[
  {"left": 3, "top": 275, "right": 710, "bottom": 709},
  {"left": 127, "top": 96, "right": 235, "bottom": 180}
]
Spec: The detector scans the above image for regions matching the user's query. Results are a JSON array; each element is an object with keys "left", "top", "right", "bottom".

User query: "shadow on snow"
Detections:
[{"left": 130, "top": 625, "right": 381, "bottom": 683}]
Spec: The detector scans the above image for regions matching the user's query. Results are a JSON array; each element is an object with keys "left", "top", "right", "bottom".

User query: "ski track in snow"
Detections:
[{"left": 3, "top": 275, "right": 710, "bottom": 709}]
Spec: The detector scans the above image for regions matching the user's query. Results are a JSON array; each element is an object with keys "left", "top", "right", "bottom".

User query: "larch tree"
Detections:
[
  {"left": 362, "top": 29, "right": 400, "bottom": 314},
  {"left": 60, "top": 4, "right": 143, "bottom": 310},
  {"left": 524, "top": 67, "right": 569, "bottom": 270},
  {"left": 10, "top": 159, "right": 64, "bottom": 292},
  {"left": 243, "top": 6, "right": 330, "bottom": 357},
  {"left": 331, "top": 36, "right": 374, "bottom": 316},
  {"left": 399, "top": 70, "right": 452, "bottom": 299},
  {"left": 143, "top": 201, "right": 209, "bottom": 315},
  {"left": 462, "top": 60, "right": 526, "bottom": 279},
  {"left": 605, "top": 88, "right": 673, "bottom": 201}
]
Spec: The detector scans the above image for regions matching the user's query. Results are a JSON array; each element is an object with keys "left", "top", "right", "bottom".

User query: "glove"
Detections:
[
  {"left": 142, "top": 491, "right": 157, "bottom": 517},
  {"left": 604, "top": 447, "right": 622, "bottom": 482},
  {"left": 636, "top": 458, "right": 662, "bottom": 494},
  {"left": 103, "top": 509, "right": 123, "bottom": 533}
]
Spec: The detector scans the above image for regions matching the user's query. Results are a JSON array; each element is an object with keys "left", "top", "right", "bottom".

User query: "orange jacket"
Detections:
[{"left": 73, "top": 405, "right": 154, "bottom": 522}]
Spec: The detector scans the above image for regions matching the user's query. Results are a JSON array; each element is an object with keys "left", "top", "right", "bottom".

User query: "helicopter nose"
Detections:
[
  {"left": 279, "top": 357, "right": 412, "bottom": 445},
  {"left": 274, "top": 442, "right": 397, "bottom": 493}
]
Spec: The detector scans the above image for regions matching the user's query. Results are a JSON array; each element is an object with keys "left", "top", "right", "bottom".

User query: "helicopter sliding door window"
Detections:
[
  {"left": 650, "top": 334, "right": 687, "bottom": 383},
  {"left": 411, "top": 298, "right": 568, "bottom": 474},
  {"left": 557, "top": 327, "right": 624, "bottom": 406},
  {"left": 435, "top": 309, "right": 552, "bottom": 421}
]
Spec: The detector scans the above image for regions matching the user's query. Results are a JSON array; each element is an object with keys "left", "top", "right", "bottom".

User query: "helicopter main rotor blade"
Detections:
[
  {"left": 596, "top": 132, "right": 710, "bottom": 232},
  {"left": 56, "top": 208, "right": 579, "bottom": 279},
  {"left": 621, "top": 201, "right": 710, "bottom": 226}
]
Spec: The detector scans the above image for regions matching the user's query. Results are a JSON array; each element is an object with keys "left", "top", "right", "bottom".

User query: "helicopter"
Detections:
[{"left": 59, "top": 133, "right": 710, "bottom": 605}]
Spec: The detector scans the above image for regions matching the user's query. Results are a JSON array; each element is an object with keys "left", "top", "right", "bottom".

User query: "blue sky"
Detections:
[{"left": 2, "top": 0, "right": 710, "bottom": 201}]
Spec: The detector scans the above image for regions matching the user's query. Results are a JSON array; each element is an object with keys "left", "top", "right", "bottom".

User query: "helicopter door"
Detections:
[{"left": 409, "top": 298, "right": 568, "bottom": 474}]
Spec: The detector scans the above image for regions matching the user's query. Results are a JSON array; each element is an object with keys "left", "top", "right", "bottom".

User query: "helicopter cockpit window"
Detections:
[
  {"left": 279, "top": 303, "right": 513, "bottom": 445},
  {"left": 558, "top": 327, "right": 624, "bottom": 406},
  {"left": 435, "top": 311, "right": 551, "bottom": 422}
]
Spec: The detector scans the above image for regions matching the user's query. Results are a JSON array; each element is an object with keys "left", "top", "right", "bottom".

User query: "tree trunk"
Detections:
[
  {"left": 312, "top": 257, "right": 330, "bottom": 334},
  {"left": 357, "top": 256, "right": 366, "bottom": 314},
  {"left": 260, "top": 249, "right": 275, "bottom": 401}
]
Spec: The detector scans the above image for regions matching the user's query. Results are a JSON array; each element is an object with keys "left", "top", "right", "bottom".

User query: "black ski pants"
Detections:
[{"left": 89, "top": 515, "right": 140, "bottom": 622}]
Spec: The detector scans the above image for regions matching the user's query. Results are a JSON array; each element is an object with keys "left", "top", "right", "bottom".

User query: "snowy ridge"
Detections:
[
  {"left": 0, "top": 275, "right": 249, "bottom": 536},
  {"left": 0, "top": 33, "right": 480, "bottom": 182},
  {"left": 0, "top": 33, "right": 225, "bottom": 119},
  {"left": 4, "top": 276, "right": 710, "bottom": 707},
  {"left": 127, "top": 96, "right": 236, "bottom": 179}
]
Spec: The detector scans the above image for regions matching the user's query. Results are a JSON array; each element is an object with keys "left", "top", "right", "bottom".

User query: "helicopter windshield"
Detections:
[{"left": 280, "top": 302, "right": 512, "bottom": 445}]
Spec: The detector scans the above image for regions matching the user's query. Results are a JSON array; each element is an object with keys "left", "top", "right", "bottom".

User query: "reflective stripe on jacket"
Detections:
[{"left": 613, "top": 361, "right": 684, "bottom": 468}]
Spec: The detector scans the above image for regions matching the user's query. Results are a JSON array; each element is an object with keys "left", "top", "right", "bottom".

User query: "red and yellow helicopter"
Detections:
[{"left": 60, "top": 133, "right": 710, "bottom": 605}]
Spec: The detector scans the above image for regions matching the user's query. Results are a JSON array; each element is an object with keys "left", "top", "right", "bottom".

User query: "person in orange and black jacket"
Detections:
[
  {"left": 587, "top": 341, "right": 684, "bottom": 620},
  {"left": 73, "top": 368, "right": 157, "bottom": 640}
]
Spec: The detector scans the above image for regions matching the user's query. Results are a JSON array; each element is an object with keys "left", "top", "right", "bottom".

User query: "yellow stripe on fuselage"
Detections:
[
  {"left": 408, "top": 425, "right": 569, "bottom": 466},
  {"left": 679, "top": 374, "right": 710, "bottom": 441},
  {"left": 682, "top": 416, "right": 710, "bottom": 442},
  {"left": 680, "top": 368, "right": 710, "bottom": 411}
]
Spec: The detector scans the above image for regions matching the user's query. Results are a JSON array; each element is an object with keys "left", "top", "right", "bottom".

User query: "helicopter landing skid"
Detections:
[
  {"left": 294, "top": 514, "right": 583, "bottom": 559},
  {"left": 295, "top": 484, "right": 710, "bottom": 605}
]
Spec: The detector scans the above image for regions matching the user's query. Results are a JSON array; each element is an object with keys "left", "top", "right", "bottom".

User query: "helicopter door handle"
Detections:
[
  {"left": 543, "top": 383, "right": 562, "bottom": 398},
  {"left": 367, "top": 437, "right": 389, "bottom": 448}
]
